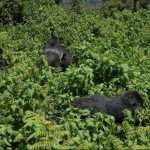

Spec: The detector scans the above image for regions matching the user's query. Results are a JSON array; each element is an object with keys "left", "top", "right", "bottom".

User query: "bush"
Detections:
[
  {"left": 0, "top": 0, "right": 23, "bottom": 24},
  {"left": 0, "top": 0, "right": 150, "bottom": 149},
  {"left": 101, "top": 0, "right": 150, "bottom": 16}
]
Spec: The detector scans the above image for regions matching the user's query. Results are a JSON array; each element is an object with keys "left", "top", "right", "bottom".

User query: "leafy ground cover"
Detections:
[{"left": 0, "top": 0, "right": 150, "bottom": 149}]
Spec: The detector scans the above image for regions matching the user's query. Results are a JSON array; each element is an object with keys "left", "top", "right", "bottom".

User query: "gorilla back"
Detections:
[
  {"left": 43, "top": 39, "right": 71, "bottom": 71},
  {"left": 74, "top": 91, "right": 143, "bottom": 123}
]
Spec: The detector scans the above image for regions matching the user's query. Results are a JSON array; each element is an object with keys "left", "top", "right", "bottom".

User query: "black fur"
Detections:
[
  {"left": 43, "top": 39, "right": 71, "bottom": 71},
  {"left": 74, "top": 91, "right": 143, "bottom": 123}
]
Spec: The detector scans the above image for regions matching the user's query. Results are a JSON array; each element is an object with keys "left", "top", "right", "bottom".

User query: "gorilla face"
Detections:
[{"left": 122, "top": 91, "right": 143, "bottom": 109}]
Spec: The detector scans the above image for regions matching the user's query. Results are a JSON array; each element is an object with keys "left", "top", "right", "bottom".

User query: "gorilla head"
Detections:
[
  {"left": 74, "top": 90, "right": 143, "bottom": 123},
  {"left": 121, "top": 91, "right": 143, "bottom": 109},
  {"left": 43, "top": 39, "right": 72, "bottom": 71}
]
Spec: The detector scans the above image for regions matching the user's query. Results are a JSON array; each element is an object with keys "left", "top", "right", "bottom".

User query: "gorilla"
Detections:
[
  {"left": 42, "top": 39, "right": 72, "bottom": 71},
  {"left": 74, "top": 91, "right": 143, "bottom": 123}
]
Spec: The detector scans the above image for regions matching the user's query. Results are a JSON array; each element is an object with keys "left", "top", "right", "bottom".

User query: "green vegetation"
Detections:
[
  {"left": 0, "top": 0, "right": 150, "bottom": 149},
  {"left": 0, "top": 0, "right": 24, "bottom": 24}
]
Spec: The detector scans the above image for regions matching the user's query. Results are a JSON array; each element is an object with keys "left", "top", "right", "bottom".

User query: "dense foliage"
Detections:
[
  {"left": 0, "top": 0, "right": 24, "bottom": 24},
  {"left": 0, "top": 0, "right": 150, "bottom": 149}
]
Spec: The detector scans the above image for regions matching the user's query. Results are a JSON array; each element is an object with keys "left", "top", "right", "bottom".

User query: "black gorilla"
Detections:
[
  {"left": 43, "top": 39, "right": 72, "bottom": 71},
  {"left": 74, "top": 91, "right": 143, "bottom": 123}
]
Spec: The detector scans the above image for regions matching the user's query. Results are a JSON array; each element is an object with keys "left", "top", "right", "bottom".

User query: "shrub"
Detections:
[
  {"left": 0, "top": 0, "right": 23, "bottom": 24},
  {"left": 0, "top": 1, "right": 150, "bottom": 149}
]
